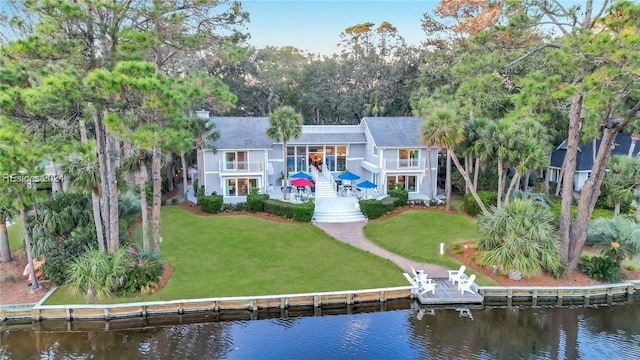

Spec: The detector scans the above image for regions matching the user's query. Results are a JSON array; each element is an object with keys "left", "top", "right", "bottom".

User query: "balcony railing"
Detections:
[
  {"left": 219, "top": 160, "right": 264, "bottom": 173},
  {"left": 383, "top": 158, "right": 427, "bottom": 170}
]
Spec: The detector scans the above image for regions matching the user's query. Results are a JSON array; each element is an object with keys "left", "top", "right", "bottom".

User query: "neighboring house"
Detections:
[
  {"left": 548, "top": 133, "right": 635, "bottom": 191},
  {"left": 198, "top": 111, "right": 439, "bottom": 202}
]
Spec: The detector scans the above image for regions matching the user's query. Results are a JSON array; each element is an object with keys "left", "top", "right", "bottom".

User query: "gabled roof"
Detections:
[
  {"left": 362, "top": 117, "right": 425, "bottom": 148},
  {"left": 550, "top": 133, "right": 634, "bottom": 171},
  {"left": 206, "top": 117, "right": 273, "bottom": 149}
]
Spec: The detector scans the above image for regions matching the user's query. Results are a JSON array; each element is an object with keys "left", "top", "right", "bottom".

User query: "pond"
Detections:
[{"left": 1, "top": 300, "right": 639, "bottom": 359}]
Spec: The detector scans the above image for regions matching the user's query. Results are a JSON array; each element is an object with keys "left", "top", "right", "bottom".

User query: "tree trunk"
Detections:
[
  {"left": 464, "top": 155, "right": 471, "bottom": 194},
  {"left": 196, "top": 140, "right": 203, "bottom": 192},
  {"left": 522, "top": 170, "right": 530, "bottom": 191},
  {"left": 445, "top": 150, "right": 452, "bottom": 211},
  {"left": 559, "top": 94, "right": 584, "bottom": 264},
  {"left": 473, "top": 157, "right": 480, "bottom": 190},
  {"left": 544, "top": 153, "right": 551, "bottom": 196},
  {"left": 497, "top": 158, "right": 504, "bottom": 208},
  {"left": 0, "top": 221, "right": 11, "bottom": 263},
  {"left": 94, "top": 109, "right": 112, "bottom": 251},
  {"left": 166, "top": 155, "right": 174, "bottom": 192},
  {"left": 504, "top": 171, "right": 521, "bottom": 205},
  {"left": 79, "top": 118, "right": 88, "bottom": 145},
  {"left": 91, "top": 188, "right": 104, "bottom": 252},
  {"left": 105, "top": 131, "right": 119, "bottom": 253},
  {"left": 426, "top": 147, "right": 434, "bottom": 199},
  {"left": 614, "top": 201, "right": 620, "bottom": 215},
  {"left": 282, "top": 140, "right": 288, "bottom": 200},
  {"left": 555, "top": 154, "right": 568, "bottom": 196},
  {"left": 151, "top": 145, "right": 162, "bottom": 255},
  {"left": 567, "top": 127, "right": 620, "bottom": 270},
  {"left": 448, "top": 148, "right": 489, "bottom": 214},
  {"left": 629, "top": 138, "right": 637, "bottom": 157},
  {"left": 139, "top": 160, "right": 149, "bottom": 252},
  {"left": 18, "top": 199, "right": 38, "bottom": 290},
  {"left": 51, "top": 158, "right": 63, "bottom": 193},
  {"left": 181, "top": 152, "right": 188, "bottom": 201}
]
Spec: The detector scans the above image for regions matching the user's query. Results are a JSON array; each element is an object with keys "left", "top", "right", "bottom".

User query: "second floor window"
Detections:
[
  {"left": 224, "top": 151, "right": 247, "bottom": 170},
  {"left": 399, "top": 149, "right": 419, "bottom": 168}
]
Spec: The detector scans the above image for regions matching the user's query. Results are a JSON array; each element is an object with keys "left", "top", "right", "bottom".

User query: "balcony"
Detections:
[
  {"left": 219, "top": 160, "right": 264, "bottom": 173},
  {"left": 383, "top": 158, "right": 427, "bottom": 170}
]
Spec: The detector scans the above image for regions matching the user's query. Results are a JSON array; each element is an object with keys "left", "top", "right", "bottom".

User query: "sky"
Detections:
[{"left": 241, "top": 0, "right": 441, "bottom": 55}]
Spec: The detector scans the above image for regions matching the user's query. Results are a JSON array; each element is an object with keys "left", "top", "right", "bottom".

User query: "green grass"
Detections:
[
  {"left": 45, "top": 206, "right": 406, "bottom": 304},
  {"left": 364, "top": 209, "right": 496, "bottom": 285}
]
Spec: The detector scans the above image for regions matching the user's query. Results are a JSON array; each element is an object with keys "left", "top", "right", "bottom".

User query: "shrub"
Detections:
[
  {"left": 582, "top": 256, "right": 621, "bottom": 282},
  {"left": 263, "top": 199, "right": 295, "bottom": 219},
  {"left": 199, "top": 195, "right": 223, "bottom": 213},
  {"left": 120, "top": 251, "right": 164, "bottom": 296},
  {"left": 387, "top": 188, "right": 408, "bottom": 206},
  {"left": 293, "top": 201, "right": 315, "bottom": 222},
  {"left": 464, "top": 191, "right": 498, "bottom": 216},
  {"left": 581, "top": 254, "right": 591, "bottom": 262},
  {"left": 171, "top": 198, "right": 179, "bottom": 205},
  {"left": 359, "top": 199, "right": 385, "bottom": 219},
  {"left": 247, "top": 188, "right": 269, "bottom": 212},
  {"left": 66, "top": 248, "right": 132, "bottom": 303},
  {"left": 381, "top": 196, "right": 400, "bottom": 213},
  {"left": 627, "top": 265, "right": 636, "bottom": 271}
]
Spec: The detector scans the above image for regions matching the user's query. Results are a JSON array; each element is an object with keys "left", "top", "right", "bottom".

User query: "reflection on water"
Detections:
[{"left": 2, "top": 301, "right": 639, "bottom": 359}]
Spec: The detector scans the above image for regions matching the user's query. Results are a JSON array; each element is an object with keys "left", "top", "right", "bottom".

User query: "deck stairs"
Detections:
[{"left": 312, "top": 172, "right": 366, "bottom": 223}]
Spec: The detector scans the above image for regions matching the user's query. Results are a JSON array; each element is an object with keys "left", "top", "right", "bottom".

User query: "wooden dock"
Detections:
[
  {"left": 403, "top": 273, "right": 483, "bottom": 305},
  {"left": 416, "top": 279, "right": 484, "bottom": 305}
]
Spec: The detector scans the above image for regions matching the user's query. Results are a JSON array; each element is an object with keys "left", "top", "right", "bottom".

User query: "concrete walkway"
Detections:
[{"left": 313, "top": 221, "right": 449, "bottom": 278}]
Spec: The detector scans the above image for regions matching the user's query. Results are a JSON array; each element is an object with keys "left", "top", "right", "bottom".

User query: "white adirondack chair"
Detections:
[
  {"left": 418, "top": 277, "right": 436, "bottom": 295},
  {"left": 448, "top": 265, "right": 466, "bottom": 285},
  {"left": 410, "top": 265, "right": 428, "bottom": 282},
  {"left": 458, "top": 274, "right": 476, "bottom": 295}
]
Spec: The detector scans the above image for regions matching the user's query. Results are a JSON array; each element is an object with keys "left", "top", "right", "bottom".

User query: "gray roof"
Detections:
[
  {"left": 289, "top": 132, "right": 366, "bottom": 144},
  {"left": 362, "top": 117, "right": 425, "bottom": 148},
  {"left": 550, "top": 133, "right": 634, "bottom": 171},
  {"left": 206, "top": 117, "right": 273, "bottom": 149}
]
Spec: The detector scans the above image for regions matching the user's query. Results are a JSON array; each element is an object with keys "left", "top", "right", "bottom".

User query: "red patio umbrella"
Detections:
[{"left": 291, "top": 178, "right": 314, "bottom": 187}]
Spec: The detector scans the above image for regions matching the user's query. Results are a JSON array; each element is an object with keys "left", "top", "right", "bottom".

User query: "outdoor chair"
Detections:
[
  {"left": 448, "top": 265, "right": 466, "bottom": 285},
  {"left": 458, "top": 274, "right": 476, "bottom": 295},
  {"left": 418, "top": 277, "right": 436, "bottom": 295},
  {"left": 410, "top": 266, "right": 428, "bottom": 282}
]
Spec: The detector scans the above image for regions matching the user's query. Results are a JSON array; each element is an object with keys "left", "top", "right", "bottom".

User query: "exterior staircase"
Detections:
[{"left": 312, "top": 173, "right": 366, "bottom": 223}]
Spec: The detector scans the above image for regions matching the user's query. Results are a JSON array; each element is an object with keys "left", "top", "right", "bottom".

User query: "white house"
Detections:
[{"left": 197, "top": 111, "right": 440, "bottom": 206}]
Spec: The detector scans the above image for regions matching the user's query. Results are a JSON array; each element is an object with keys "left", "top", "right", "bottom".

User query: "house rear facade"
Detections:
[{"left": 198, "top": 111, "right": 439, "bottom": 201}]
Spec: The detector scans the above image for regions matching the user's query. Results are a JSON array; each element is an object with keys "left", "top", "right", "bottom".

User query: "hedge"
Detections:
[
  {"left": 199, "top": 195, "right": 224, "bottom": 214},
  {"left": 247, "top": 189, "right": 269, "bottom": 213},
  {"left": 387, "top": 188, "right": 408, "bottom": 206},
  {"left": 263, "top": 199, "right": 315, "bottom": 222},
  {"left": 359, "top": 199, "right": 385, "bottom": 219}
]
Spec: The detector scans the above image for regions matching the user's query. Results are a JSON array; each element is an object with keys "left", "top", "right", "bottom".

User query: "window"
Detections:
[
  {"left": 224, "top": 151, "right": 247, "bottom": 170},
  {"left": 226, "top": 178, "right": 258, "bottom": 196},
  {"left": 373, "top": 145, "right": 378, "bottom": 156},
  {"left": 386, "top": 175, "right": 418, "bottom": 192},
  {"left": 399, "top": 149, "right": 420, "bottom": 168}
]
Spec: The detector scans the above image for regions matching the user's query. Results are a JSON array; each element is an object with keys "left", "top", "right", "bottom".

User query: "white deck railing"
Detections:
[{"left": 219, "top": 160, "right": 264, "bottom": 173}]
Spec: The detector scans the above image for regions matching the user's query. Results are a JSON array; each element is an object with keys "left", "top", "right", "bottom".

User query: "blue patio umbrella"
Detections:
[
  {"left": 357, "top": 180, "right": 376, "bottom": 189},
  {"left": 356, "top": 180, "right": 377, "bottom": 197},
  {"left": 337, "top": 171, "right": 360, "bottom": 181},
  {"left": 289, "top": 171, "right": 312, "bottom": 180}
]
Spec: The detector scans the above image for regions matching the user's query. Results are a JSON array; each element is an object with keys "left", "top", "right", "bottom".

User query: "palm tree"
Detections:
[
  {"left": 602, "top": 155, "right": 638, "bottom": 215},
  {"left": 478, "top": 198, "right": 562, "bottom": 279},
  {"left": 121, "top": 148, "right": 153, "bottom": 252},
  {"left": 61, "top": 142, "right": 105, "bottom": 252},
  {"left": 189, "top": 116, "right": 221, "bottom": 194},
  {"left": 587, "top": 216, "right": 640, "bottom": 264},
  {"left": 267, "top": 106, "right": 304, "bottom": 200},
  {"left": 421, "top": 106, "right": 488, "bottom": 213}
]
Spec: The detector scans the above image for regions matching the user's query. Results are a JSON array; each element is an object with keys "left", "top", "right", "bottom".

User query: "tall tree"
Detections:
[
  {"left": 0, "top": 197, "right": 17, "bottom": 263},
  {"left": 419, "top": 105, "right": 488, "bottom": 213},
  {"left": 267, "top": 106, "right": 304, "bottom": 200}
]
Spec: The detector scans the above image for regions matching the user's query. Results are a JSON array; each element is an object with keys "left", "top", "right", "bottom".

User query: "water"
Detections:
[{"left": 1, "top": 301, "right": 639, "bottom": 359}]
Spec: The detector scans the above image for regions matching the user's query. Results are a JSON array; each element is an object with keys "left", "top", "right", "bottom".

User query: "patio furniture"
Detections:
[
  {"left": 458, "top": 274, "right": 476, "bottom": 295},
  {"left": 418, "top": 277, "right": 436, "bottom": 295},
  {"left": 410, "top": 265, "right": 428, "bottom": 283},
  {"left": 448, "top": 265, "right": 466, "bottom": 285}
]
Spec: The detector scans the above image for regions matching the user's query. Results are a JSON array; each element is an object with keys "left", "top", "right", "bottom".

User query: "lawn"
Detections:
[
  {"left": 45, "top": 206, "right": 406, "bottom": 304},
  {"left": 363, "top": 209, "right": 498, "bottom": 285}
]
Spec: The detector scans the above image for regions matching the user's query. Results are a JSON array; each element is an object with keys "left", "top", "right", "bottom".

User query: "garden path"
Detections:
[{"left": 313, "top": 221, "right": 449, "bottom": 278}]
